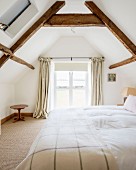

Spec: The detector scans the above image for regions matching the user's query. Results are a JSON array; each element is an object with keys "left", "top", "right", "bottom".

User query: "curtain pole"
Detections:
[{"left": 39, "top": 57, "right": 105, "bottom": 61}]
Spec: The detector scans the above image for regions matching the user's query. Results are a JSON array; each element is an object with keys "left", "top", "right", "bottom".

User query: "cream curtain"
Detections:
[
  {"left": 90, "top": 57, "right": 104, "bottom": 105},
  {"left": 33, "top": 57, "right": 51, "bottom": 118}
]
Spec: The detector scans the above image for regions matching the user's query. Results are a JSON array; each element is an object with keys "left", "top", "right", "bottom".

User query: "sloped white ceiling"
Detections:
[
  {"left": 0, "top": 28, "right": 60, "bottom": 83},
  {"left": 0, "top": 0, "right": 136, "bottom": 84}
]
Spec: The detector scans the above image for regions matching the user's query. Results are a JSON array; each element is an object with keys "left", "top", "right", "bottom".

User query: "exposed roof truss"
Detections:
[
  {"left": 0, "top": 43, "right": 34, "bottom": 69},
  {"left": 0, "top": 1, "right": 135, "bottom": 69}
]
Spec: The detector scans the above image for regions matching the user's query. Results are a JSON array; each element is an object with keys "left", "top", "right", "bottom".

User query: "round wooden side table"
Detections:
[{"left": 10, "top": 104, "right": 28, "bottom": 123}]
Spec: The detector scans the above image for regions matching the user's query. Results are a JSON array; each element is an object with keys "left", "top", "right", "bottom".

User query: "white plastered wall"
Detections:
[
  {"left": 14, "top": 37, "right": 136, "bottom": 113},
  {"left": 0, "top": 84, "right": 15, "bottom": 119},
  {"left": 15, "top": 62, "right": 39, "bottom": 113}
]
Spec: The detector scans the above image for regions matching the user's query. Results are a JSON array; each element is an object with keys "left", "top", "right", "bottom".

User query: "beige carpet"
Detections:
[{"left": 0, "top": 117, "right": 46, "bottom": 170}]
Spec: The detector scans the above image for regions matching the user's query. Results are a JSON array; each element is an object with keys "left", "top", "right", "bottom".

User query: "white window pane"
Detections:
[
  {"left": 73, "top": 89, "right": 86, "bottom": 107},
  {"left": 56, "top": 89, "right": 69, "bottom": 108},
  {"left": 73, "top": 71, "right": 86, "bottom": 88},
  {"left": 56, "top": 71, "right": 69, "bottom": 88}
]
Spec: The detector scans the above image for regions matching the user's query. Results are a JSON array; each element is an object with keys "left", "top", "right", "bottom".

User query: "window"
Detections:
[
  {"left": 54, "top": 63, "right": 89, "bottom": 109},
  {"left": 55, "top": 71, "right": 70, "bottom": 108},
  {"left": 0, "top": 0, "right": 31, "bottom": 31},
  {"left": 0, "top": 0, "right": 38, "bottom": 37}
]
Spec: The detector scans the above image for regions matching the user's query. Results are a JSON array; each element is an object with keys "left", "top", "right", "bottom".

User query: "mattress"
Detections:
[{"left": 16, "top": 105, "right": 136, "bottom": 170}]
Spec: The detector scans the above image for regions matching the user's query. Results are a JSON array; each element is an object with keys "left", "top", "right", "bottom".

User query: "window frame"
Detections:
[
  {"left": 54, "top": 70, "right": 88, "bottom": 108},
  {"left": 0, "top": 0, "right": 31, "bottom": 31}
]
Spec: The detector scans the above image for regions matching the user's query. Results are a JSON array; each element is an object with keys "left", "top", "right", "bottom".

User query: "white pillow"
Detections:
[{"left": 124, "top": 95, "right": 136, "bottom": 113}]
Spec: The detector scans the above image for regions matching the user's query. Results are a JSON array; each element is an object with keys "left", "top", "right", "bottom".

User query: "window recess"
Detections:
[
  {"left": 0, "top": 0, "right": 38, "bottom": 37},
  {"left": 54, "top": 63, "right": 89, "bottom": 109},
  {"left": 0, "top": 0, "right": 31, "bottom": 31}
]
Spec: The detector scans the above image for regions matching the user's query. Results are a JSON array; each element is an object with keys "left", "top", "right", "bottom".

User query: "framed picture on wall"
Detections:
[{"left": 108, "top": 73, "right": 116, "bottom": 82}]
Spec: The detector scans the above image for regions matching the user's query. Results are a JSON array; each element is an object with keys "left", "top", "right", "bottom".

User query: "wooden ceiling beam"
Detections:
[
  {"left": 85, "top": 1, "right": 136, "bottom": 56},
  {"left": 109, "top": 55, "right": 136, "bottom": 69},
  {"left": 0, "top": 43, "right": 34, "bottom": 69},
  {"left": 0, "top": 1, "right": 65, "bottom": 68},
  {"left": 10, "top": 55, "right": 35, "bottom": 70},
  {"left": 44, "top": 14, "right": 105, "bottom": 27},
  {"left": 0, "top": 43, "right": 13, "bottom": 55},
  {"left": 0, "top": 55, "right": 10, "bottom": 66}
]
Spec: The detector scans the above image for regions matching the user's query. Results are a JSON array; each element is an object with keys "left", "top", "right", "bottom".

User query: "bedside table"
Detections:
[{"left": 10, "top": 104, "right": 28, "bottom": 123}]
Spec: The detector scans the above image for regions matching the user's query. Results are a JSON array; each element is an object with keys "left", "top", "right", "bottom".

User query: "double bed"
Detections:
[{"left": 16, "top": 105, "right": 136, "bottom": 170}]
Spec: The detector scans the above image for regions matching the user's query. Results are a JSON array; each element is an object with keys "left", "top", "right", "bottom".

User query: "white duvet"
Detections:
[
  {"left": 16, "top": 105, "right": 136, "bottom": 170},
  {"left": 84, "top": 105, "right": 136, "bottom": 170}
]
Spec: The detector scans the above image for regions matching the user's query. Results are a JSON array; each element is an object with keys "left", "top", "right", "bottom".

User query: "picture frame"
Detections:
[{"left": 108, "top": 73, "right": 116, "bottom": 82}]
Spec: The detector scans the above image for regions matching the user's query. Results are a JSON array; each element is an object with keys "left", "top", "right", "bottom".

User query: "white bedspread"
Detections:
[{"left": 16, "top": 106, "right": 136, "bottom": 170}]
